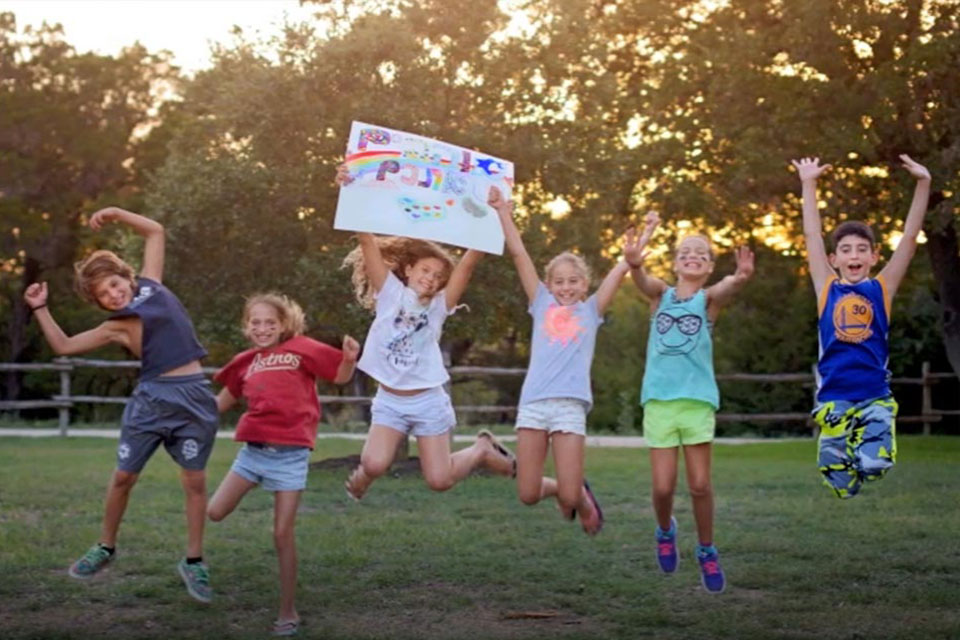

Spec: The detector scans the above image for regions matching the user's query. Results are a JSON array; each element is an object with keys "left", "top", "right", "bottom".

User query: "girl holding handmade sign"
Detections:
[
  {"left": 490, "top": 187, "right": 642, "bottom": 535},
  {"left": 336, "top": 167, "right": 516, "bottom": 500}
]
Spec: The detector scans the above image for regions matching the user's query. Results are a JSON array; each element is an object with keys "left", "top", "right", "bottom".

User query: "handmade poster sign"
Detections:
[{"left": 334, "top": 121, "right": 512, "bottom": 254}]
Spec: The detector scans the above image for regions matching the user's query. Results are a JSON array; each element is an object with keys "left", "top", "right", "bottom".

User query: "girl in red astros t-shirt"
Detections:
[{"left": 208, "top": 293, "right": 358, "bottom": 636}]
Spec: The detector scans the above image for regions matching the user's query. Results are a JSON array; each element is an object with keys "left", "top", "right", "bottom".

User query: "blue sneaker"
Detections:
[
  {"left": 655, "top": 517, "right": 678, "bottom": 573},
  {"left": 696, "top": 545, "right": 726, "bottom": 593}
]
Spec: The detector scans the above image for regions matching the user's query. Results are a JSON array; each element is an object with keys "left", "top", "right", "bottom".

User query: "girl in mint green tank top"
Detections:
[{"left": 625, "top": 211, "right": 754, "bottom": 594}]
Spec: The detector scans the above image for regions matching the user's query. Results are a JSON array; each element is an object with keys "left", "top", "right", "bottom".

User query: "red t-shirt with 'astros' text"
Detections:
[{"left": 215, "top": 336, "right": 343, "bottom": 449}]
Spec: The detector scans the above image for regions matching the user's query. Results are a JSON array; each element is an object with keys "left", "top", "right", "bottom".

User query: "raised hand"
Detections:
[
  {"left": 23, "top": 282, "right": 48, "bottom": 309},
  {"left": 342, "top": 335, "right": 360, "bottom": 361},
  {"left": 733, "top": 246, "right": 755, "bottom": 282},
  {"left": 791, "top": 157, "right": 832, "bottom": 182},
  {"left": 487, "top": 185, "right": 513, "bottom": 214},
  {"left": 89, "top": 207, "right": 123, "bottom": 231},
  {"left": 335, "top": 163, "right": 354, "bottom": 186},
  {"left": 624, "top": 211, "right": 659, "bottom": 267},
  {"left": 899, "top": 154, "right": 931, "bottom": 181},
  {"left": 638, "top": 210, "right": 660, "bottom": 246}
]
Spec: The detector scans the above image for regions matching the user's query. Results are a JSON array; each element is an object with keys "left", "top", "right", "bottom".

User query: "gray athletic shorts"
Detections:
[{"left": 117, "top": 373, "right": 219, "bottom": 473}]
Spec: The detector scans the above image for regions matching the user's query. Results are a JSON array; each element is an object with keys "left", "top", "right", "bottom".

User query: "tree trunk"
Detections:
[{"left": 923, "top": 196, "right": 960, "bottom": 376}]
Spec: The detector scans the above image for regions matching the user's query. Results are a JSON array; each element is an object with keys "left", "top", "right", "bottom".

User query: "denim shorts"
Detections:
[
  {"left": 117, "top": 373, "right": 218, "bottom": 473},
  {"left": 370, "top": 386, "right": 456, "bottom": 437},
  {"left": 515, "top": 398, "right": 588, "bottom": 436},
  {"left": 231, "top": 443, "right": 311, "bottom": 492}
]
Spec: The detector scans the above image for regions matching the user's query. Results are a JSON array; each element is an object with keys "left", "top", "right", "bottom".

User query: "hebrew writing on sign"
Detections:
[{"left": 334, "top": 121, "right": 511, "bottom": 254}]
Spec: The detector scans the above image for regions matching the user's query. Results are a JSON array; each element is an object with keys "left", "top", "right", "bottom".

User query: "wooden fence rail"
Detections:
[{"left": 0, "top": 358, "right": 954, "bottom": 436}]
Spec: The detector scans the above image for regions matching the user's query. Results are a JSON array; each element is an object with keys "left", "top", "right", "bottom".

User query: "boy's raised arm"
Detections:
[
  {"left": 791, "top": 157, "right": 833, "bottom": 298},
  {"left": 24, "top": 282, "right": 128, "bottom": 355},
  {"left": 878, "top": 154, "right": 931, "bottom": 302},
  {"left": 89, "top": 207, "right": 165, "bottom": 283}
]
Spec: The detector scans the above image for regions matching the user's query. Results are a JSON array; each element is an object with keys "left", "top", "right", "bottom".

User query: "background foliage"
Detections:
[{"left": 3, "top": 1, "right": 958, "bottom": 432}]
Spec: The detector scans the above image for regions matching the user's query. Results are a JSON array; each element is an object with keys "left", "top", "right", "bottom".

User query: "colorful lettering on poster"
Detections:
[
  {"left": 358, "top": 128, "right": 391, "bottom": 151},
  {"left": 376, "top": 160, "right": 400, "bottom": 181}
]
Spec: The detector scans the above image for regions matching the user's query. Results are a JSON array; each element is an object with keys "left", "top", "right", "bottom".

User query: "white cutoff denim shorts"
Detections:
[{"left": 515, "top": 398, "right": 588, "bottom": 436}]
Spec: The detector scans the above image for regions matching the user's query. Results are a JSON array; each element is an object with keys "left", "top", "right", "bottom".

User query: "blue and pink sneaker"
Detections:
[
  {"left": 696, "top": 544, "right": 726, "bottom": 593},
  {"left": 655, "top": 517, "right": 679, "bottom": 573}
]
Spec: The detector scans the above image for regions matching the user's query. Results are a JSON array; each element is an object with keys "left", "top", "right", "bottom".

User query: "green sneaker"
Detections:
[
  {"left": 68, "top": 543, "right": 113, "bottom": 579},
  {"left": 177, "top": 558, "right": 212, "bottom": 603}
]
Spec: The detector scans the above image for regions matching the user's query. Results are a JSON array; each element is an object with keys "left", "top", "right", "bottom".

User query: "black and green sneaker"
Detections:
[
  {"left": 177, "top": 558, "right": 212, "bottom": 603},
  {"left": 68, "top": 544, "right": 113, "bottom": 579}
]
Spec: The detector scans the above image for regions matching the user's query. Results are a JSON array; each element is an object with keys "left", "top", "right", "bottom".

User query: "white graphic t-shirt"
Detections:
[{"left": 357, "top": 271, "right": 452, "bottom": 390}]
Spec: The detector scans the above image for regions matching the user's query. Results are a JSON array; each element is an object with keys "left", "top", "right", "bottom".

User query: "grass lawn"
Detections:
[{"left": 0, "top": 435, "right": 958, "bottom": 639}]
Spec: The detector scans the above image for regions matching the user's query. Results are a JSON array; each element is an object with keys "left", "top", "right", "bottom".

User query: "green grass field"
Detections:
[{"left": 0, "top": 435, "right": 958, "bottom": 639}]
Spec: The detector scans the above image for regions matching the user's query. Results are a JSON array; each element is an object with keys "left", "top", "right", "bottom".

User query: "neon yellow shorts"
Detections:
[{"left": 642, "top": 399, "right": 716, "bottom": 448}]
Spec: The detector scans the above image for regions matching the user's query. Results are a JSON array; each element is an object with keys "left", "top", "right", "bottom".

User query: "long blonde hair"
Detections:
[
  {"left": 242, "top": 292, "right": 306, "bottom": 343},
  {"left": 342, "top": 236, "right": 456, "bottom": 310}
]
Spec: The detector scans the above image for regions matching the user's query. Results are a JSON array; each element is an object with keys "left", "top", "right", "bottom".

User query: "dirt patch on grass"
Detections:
[{"left": 324, "top": 581, "right": 602, "bottom": 639}]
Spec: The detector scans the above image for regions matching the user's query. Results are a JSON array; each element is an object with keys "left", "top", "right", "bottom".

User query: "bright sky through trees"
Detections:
[{"left": 4, "top": 0, "right": 316, "bottom": 73}]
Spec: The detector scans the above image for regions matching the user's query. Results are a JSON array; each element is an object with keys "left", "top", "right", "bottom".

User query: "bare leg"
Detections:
[
  {"left": 273, "top": 490, "right": 302, "bottom": 625},
  {"left": 552, "top": 432, "right": 602, "bottom": 534},
  {"left": 180, "top": 469, "right": 207, "bottom": 558},
  {"left": 207, "top": 471, "right": 257, "bottom": 522},
  {"left": 515, "top": 428, "right": 553, "bottom": 506},
  {"left": 417, "top": 433, "right": 480, "bottom": 491},
  {"left": 551, "top": 433, "right": 587, "bottom": 516},
  {"left": 682, "top": 443, "right": 714, "bottom": 544},
  {"left": 99, "top": 469, "right": 139, "bottom": 546},
  {"left": 345, "top": 425, "right": 407, "bottom": 499},
  {"left": 649, "top": 447, "right": 679, "bottom": 532}
]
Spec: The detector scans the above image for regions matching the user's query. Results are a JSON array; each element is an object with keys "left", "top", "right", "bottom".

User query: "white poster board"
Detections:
[{"left": 333, "top": 121, "right": 511, "bottom": 254}]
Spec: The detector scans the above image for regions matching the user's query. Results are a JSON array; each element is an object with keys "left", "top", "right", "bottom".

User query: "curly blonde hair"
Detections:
[
  {"left": 544, "top": 251, "right": 591, "bottom": 284},
  {"left": 342, "top": 236, "right": 456, "bottom": 310},
  {"left": 242, "top": 292, "right": 306, "bottom": 343},
  {"left": 73, "top": 250, "right": 137, "bottom": 306}
]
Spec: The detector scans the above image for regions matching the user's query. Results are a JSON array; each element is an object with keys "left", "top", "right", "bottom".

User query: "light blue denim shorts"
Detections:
[
  {"left": 515, "top": 398, "right": 588, "bottom": 436},
  {"left": 231, "top": 443, "right": 311, "bottom": 492},
  {"left": 370, "top": 386, "right": 456, "bottom": 437}
]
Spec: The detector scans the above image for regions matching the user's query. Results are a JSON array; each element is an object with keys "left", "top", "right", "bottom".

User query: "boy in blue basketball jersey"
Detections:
[{"left": 792, "top": 155, "right": 931, "bottom": 498}]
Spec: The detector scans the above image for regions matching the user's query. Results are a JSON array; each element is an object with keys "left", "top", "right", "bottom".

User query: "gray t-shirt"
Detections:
[{"left": 518, "top": 283, "right": 603, "bottom": 410}]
